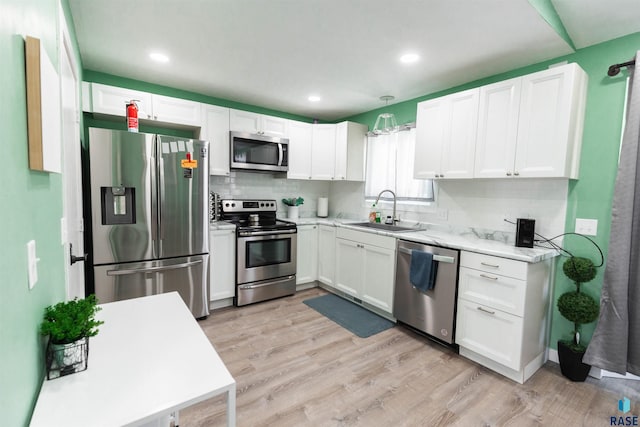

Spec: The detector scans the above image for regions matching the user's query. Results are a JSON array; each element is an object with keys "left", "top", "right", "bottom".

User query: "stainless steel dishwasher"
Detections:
[{"left": 393, "top": 239, "right": 460, "bottom": 345}]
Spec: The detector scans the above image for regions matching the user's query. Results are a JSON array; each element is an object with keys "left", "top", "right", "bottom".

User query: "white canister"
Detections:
[
  {"left": 317, "top": 197, "right": 328, "bottom": 217},
  {"left": 287, "top": 205, "right": 299, "bottom": 219}
]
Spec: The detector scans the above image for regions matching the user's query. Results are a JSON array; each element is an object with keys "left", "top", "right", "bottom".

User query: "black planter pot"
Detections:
[{"left": 557, "top": 340, "right": 591, "bottom": 382}]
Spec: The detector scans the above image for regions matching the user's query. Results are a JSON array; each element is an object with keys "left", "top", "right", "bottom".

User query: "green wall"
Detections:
[
  {"left": 346, "top": 32, "right": 640, "bottom": 350},
  {"left": 0, "top": 1, "right": 82, "bottom": 425}
]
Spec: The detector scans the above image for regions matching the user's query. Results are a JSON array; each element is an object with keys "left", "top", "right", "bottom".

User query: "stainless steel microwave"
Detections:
[{"left": 230, "top": 131, "right": 289, "bottom": 172}]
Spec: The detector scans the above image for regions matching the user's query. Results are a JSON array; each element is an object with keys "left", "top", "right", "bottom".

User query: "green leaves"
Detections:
[
  {"left": 282, "top": 197, "right": 304, "bottom": 206},
  {"left": 40, "top": 294, "right": 104, "bottom": 344}
]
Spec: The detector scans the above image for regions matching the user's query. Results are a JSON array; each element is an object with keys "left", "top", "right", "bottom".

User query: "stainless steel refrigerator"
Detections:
[{"left": 85, "top": 128, "right": 210, "bottom": 318}]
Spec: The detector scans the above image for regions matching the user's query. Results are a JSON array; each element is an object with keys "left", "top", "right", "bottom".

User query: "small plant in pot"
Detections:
[
  {"left": 40, "top": 294, "right": 104, "bottom": 379},
  {"left": 556, "top": 256, "right": 600, "bottom": 381},
  {"left": 282, "top": 197, "right": 304, "bottom": 219}
]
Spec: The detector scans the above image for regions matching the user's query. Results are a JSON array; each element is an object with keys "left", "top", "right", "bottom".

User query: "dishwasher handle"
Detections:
[{"left": 398, "top": 247, "right": 455, "bottom": 264}]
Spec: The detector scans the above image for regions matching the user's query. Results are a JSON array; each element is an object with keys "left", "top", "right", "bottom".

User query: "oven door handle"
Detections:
[
  {"left": 238, "top": 229, "right": 296, "bottom": 237},
  {"left": 239, "top": 275, "right": 295, "bottom": 290}
]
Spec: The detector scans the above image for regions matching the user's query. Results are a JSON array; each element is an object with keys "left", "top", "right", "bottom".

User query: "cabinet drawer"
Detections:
[
  {"left": 458, "top": 266, "right": 526, "bottom": 316},
  {"left": 455, "top": 299, "right": 524, "bottom": 370},
  {"left": 336, "top": 227, "right": 396, "bottom": 250},
  {"left": 461, "top": 251, "right": 527, "bottom": 280}
]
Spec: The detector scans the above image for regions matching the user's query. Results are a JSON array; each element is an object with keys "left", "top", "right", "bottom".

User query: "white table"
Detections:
[{"left": 30, "top": 292, "right": 236, "bottom": 427}]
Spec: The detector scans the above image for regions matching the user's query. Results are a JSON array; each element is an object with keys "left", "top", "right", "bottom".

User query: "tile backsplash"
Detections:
[
  {"left": 211, "top": 172, "right": 569, "bottom": 242},
  {"left": 210, "top": 172, "right": 330, "bottom": 218}
]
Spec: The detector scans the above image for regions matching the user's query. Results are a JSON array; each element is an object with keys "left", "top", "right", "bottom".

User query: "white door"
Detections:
[
  {"left": 440, "top": 88, "right": 479, "bottom": 179},
  {"left": 311, "top": 124, "right": 337, "bottom": 180},
  {"left": 474, "top": 78, "right": 521, "bottom": 178},
  {"left": 60, "top": 12, "right": 84, "bottom": 299},
  {"left": 414, "top": 97, "right": 447, "bottom": 179}
]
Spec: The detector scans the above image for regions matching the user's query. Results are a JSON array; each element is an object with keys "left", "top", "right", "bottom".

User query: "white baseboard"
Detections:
[{"left": 547, "top": 347, "right": 639, "bottom": 380}]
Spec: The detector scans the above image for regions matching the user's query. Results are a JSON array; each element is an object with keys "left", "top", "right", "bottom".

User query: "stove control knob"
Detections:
[
  {"left": 231, "top": 203, "right": 236, "bottom": 208},
  {"left": 225, "top": 203, "right": 229, "bottom": 207}
]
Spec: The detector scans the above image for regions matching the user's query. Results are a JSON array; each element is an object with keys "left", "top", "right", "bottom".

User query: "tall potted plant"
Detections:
[
  {"left": 40, "top": 295, "right": 104, "bottom": 379},
  {"left": 556, "top": 256, "right": 600, "bottom": 381}
]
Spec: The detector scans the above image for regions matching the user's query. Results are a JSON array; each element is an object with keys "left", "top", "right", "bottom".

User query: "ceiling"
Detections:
[{"left": 68, "top": 0, "right": 640, "bottom": 122}]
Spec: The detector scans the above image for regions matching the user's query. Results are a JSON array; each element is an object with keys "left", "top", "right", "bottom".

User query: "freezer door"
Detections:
[
  {"left": 93, "top": 254, "right": 210, "bottom": 318},
  {"left": 156, "top": 136, "right": 209, "bottom": 258},
  {"left": 89, "top": 128, "right": 156, "bottom": 264}
]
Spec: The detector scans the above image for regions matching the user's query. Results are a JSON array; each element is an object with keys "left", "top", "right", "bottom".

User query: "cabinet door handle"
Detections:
[
  {"left": 480, "top": 262, "right": 499, "bottom": 268},
  {"left": 479, "top": 273, "right": 498, "bottom": 281},
  {"left": 477, "top": 306, "right": 495, "bottom": 315},
  {"left": 506, "top": 172, "right": 512, "bottom": 176},
  {"left": 514, "top": 171, "right": 520, "bottom": 176}
]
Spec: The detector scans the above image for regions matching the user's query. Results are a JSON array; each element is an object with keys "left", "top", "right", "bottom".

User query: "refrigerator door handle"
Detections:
[
  {"left": 158, "top": 155, "right": 166, "bottom": 240},
  {"left": 106, "top": 259, "right": 203, "bottom": 276},
  {"left": 150, "top": 154, "right": 158, "bottom": 244}
]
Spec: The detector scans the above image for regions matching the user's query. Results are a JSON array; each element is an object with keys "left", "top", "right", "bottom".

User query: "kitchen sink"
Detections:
[{"left": 348, "top": 222, "right": 423, "bottom": 233}]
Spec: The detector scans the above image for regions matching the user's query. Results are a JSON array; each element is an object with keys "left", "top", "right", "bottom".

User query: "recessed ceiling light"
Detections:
[
  {"left": 400, "top": 53, "right": 419, "bottom": 64},
  {"left": 308, "top": 95, "right": 321, "bottom": 102},
  {"left": 149, "top": 52, "right": 169, "bottom": 63}
]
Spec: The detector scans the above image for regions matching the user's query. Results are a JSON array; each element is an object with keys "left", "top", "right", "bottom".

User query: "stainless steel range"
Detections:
[{"left": 220, "top": 199, "right": 297, "bottom": 306}]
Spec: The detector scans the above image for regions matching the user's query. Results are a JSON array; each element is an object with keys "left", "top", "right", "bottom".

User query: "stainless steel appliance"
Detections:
[
  {"left": 85, "top": 128, "right": 210, "bottom": 318},
  {"left": 220, "top": 199, "right": 297, "bottom": 306},
  {"left": 230, "top": 131, "right": 289, "bottom": 172},
  {"left": 393, "top": 240, "right": 460, "bottom": 345}
]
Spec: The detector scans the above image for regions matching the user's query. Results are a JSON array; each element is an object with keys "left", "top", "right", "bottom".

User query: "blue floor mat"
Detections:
[{"left": 303, "top": 293, "right": 395, "bottom": 338}]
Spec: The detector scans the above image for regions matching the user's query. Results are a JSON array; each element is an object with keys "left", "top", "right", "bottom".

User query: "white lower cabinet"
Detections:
[
  {"left": 209, "top": 228, "right": 236, "bottom": 302},
  {"left": 317, "top": 225, "right": 336, "bottom": 288},
  {"left": 296, "top": 224, "right": 319, "bottom": 285},
  {"left": 335, "top": 228, "right": 396, "bottom": 315},
  {"left": 455, "top": 251, "right": 551, "bottom": 383}
]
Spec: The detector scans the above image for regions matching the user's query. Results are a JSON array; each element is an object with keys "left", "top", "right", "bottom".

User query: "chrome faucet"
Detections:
[{"left": 375, "top": 189, "right": 397, "bottom": 224}]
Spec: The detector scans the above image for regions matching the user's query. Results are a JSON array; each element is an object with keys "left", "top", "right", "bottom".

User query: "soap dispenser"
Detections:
[{"left": 369, "top": 203, "right": 377, "bottom": 222}]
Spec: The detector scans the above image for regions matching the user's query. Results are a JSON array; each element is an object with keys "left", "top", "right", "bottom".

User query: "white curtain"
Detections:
[
  {"left": 583, "top": 53, "right": 640, "bottom": 376},
  {"left": 365, "top": 128, "right": 433, "bottom": 201}
]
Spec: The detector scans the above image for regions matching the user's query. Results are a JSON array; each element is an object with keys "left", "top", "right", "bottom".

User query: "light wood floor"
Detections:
[{"left": 180, "top": 287, "right": 639, "bottom": 427}]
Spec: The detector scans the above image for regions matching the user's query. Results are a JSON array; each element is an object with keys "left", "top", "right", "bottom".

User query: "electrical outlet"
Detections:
[{"left": 575, "top": 218, "right": 598, "bottom": 236}]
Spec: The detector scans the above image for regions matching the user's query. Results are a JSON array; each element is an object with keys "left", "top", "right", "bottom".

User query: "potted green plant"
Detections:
[
  {"left": 556, "top": 256, "right": 600, "bottom": 381},
  {"left": 282, "top": 197, "right": 304, "bottom": 219},
  {"left": 40, "top": 294, "right": 104, "bottom": 378}
]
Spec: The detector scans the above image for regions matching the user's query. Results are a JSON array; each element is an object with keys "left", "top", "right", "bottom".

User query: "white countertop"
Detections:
[
  {"left": 283, "top": 217, "right": 558, "bottom": 263},
  {"left": 30, "top": 292, "right": 236, "bottom": 427}
]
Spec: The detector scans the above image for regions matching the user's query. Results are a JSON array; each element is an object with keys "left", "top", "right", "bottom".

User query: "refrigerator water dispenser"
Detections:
[{"left": 101, "top": 186, "right": 136, "bottom": 225}]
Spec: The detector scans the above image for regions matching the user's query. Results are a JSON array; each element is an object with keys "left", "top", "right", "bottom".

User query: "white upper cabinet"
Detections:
[
  {"left": 475, "top": 78, "right": 522, "bottom": 178},
  {"left": 475, "top": 63, "right": 587, "bottom": 179},
  {"left": 335, "top": 121, "right": 367, "bottom": 181},
  {"left": 287, "top": 120, "right": 313, "bottom": 180},
  {"left": 200, "top": 104, "right": 231, "bottom": 176},
  {"left": 288, "top": 121, "right": 366, "bottom": 181},
  {"left": 91, "top": 83, "right": 153, "bottom": 118},
  {"left": 414, "top": 88, "right": 479, "bottom": 180},
  {"left": 416, "top": 63, "right": 587, "bottom": 181},
  {"left": 90, "top": 83, "right": 201, "bottom": 127},
  {"left": 151, "top": 95, "right": 201, "bottom": 127},
  {"left": 229, "top": 109, "right": 289, "bottom": 138},
  {"left": 514, "top": 64, "right": 587, "bottom": 179},
  {"left": 311, "top": 124, "right": 337, "bottom": 180}
]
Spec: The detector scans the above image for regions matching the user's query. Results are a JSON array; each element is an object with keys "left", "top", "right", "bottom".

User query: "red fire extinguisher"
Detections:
[{"left": 126, "top": 100, "right": 139, "bottom": 132}]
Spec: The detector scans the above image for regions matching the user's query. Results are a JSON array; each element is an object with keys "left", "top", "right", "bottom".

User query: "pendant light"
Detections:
[{"left": 372, "top": 95, "right": 399, "bottom": 135}]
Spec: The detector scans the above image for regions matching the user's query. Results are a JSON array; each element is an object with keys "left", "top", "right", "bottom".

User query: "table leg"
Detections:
[{"left": 227, "top": 384, "right": 236, "bottom": 427}]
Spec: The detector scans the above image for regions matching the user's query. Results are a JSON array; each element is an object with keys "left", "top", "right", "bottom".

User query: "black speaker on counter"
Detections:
[{"left": 515, "top": 218, "right": 535, "bottom": 248}]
